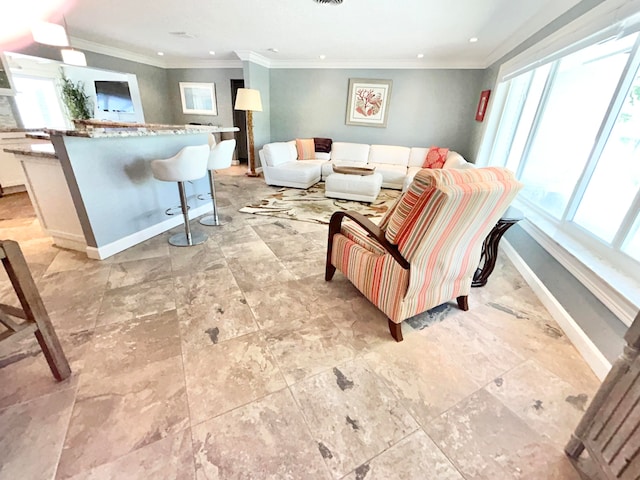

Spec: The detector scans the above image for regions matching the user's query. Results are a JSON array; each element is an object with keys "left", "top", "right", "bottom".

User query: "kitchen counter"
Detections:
[
  {"left": 3, "top": 143, "right": 56, "bottom": 159},
  {"left": 0, "top": 127, "right": 47, "bottom": 133},
  {"left": 47, "top": 120, "right": 239, "bottom": 138}
]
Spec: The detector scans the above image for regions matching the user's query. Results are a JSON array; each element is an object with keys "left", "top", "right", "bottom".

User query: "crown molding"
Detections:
[
  {"left": 234, "top": 50, "right": 272, "bottom": 68},
  {"left": 70, "top": 36, "right": 167, "bottom": 68},
  {"left": 267, "top": 58, "right": 487, "bottom": 69},
  {"left": 163, "top": 59, "right": 243, "bottom": 69}
]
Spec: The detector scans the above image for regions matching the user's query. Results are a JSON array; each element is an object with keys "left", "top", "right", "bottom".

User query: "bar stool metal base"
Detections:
[
  {"left": 199, "top": 213, "right": 232, "bottom": 226},
  {"left": 168, "top": 230, "right": 207, "bottom": 247}
]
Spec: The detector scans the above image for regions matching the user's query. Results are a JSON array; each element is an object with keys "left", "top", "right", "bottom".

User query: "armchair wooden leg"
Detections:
[
  {"left": 456, "top": 295, "right": 469, "bottom": 311},
  {"left": 325, "top": 262, "right": 336, "bottom": 281},
  {"left": 388, "top": 319, "right": 403, "bottom": 342}
]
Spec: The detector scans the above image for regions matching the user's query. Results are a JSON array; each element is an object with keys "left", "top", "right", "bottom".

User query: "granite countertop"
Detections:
[
  {"left": 47, "top": 120, "right": 239, "bottom": 138},
  {"left": 2, "top": 143, "right": 57, "bottom": 158},
  {"left": 0, "top": 127, "right": 47, "bottom": 133},
  {"left": 25, "top": 131, "right": 50, "bottom": 140}
]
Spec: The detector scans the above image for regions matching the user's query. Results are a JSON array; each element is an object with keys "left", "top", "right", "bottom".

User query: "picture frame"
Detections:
[
  {"left": 475, "top": 89, "right": 491, "bottom": 122},
  {"left": 0, "top": 53, "right": 16, "bottom": 96},
  {"left": 345, "top": 78, "right": 392, "bottom": 127},
  {"left": 179, "top": 82, "right": 217, "bottom": 115}
]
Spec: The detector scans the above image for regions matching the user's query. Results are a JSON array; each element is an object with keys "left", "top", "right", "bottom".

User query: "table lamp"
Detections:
[{"left": 234, "top": 88, "right": 262, "bottom": 177}]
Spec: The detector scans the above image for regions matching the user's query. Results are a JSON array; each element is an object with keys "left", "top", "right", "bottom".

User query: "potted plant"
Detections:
[{"left": 59, "top": 70, "right": 92, "bottom": 125}]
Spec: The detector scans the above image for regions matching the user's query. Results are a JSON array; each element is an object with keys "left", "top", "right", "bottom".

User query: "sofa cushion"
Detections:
[
  {"left": 296, "top": 138, "right": 316, "bottom": 160},
  {"left": 316, "top": 152, "right": 331, "bottom": 161},
  {"left": 267, "top": 161, "right": 321, "bottom": 185},
  {"left": 408, "top": 147, "right": 429, "bottom": 167},
  {"left": 263, "top": 142, "right": 297, "bottom": 167},
  {"left": 423, "top": 147, "right": 449, "bottom": 169},
  {"left": 443, "top": 151, "right": 474, "bottom": 169},
  {"left": 330, "top": 142, "right": 370, "bottom": 164},
  {"left": 314, "top": 137, "right": 333, "bottom": 153},
  {"left": 367, "top": 163, "right": 407, "bottom": 189},
  {"left": 368, "top": 145, "right": 410, "bottom": 166}
]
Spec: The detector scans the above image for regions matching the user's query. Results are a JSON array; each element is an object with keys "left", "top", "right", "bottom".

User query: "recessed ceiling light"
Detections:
[
  {"left": 268, "top": 48, "right": 279, "bottom": 53},
  {"left": 319, "top": 54, "right": 326, "bottom": 60},
  {"left": 417, "top": 53, "right": 424, "bottom": 59},
  {"left": 469, "top": 37, "right": 478, "bottom": 43},
  {"left": 157, "top": 51, "right": 164, "bottom": 56},
  {"left": 209, "top": 50, "right": 215, "bottom": 55}
]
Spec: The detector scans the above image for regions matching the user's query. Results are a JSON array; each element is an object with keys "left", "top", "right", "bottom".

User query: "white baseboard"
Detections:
[
  {"left": 86, "top": 204, "right": 212, "bottom": 260},
  {"left": 502, "top": 239, "right": 612, "bottom": 381}
]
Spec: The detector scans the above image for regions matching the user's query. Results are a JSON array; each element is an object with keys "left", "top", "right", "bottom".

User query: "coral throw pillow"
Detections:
[
  {"left": 296, "top": 138, "right": 316, "bottom": 160},
  {"left": 423, "top": 146, "right": 449, "bottom": 169},
  {"left": 314, "top": 137, "right": 333, "bottom": 153}
]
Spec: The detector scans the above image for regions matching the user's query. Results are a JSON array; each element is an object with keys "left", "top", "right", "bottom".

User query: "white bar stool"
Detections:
[
  {"left": 200, "top": 139, "right": 236, "bottom": 226},
  {"left": 151, "top": 144, "right": 209, "bottom": 247}
]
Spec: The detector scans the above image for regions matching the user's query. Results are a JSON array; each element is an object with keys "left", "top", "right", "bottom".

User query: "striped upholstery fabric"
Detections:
[{"left": 329, "top": 167, "right": 522, "bottom": 324}]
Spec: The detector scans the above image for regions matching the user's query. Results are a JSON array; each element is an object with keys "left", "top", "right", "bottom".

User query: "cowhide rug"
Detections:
[{"left": 239, "top": 182, "right": 401, "bottom": 224}]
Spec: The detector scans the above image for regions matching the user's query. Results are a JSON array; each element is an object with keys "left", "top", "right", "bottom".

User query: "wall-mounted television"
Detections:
[{"left": 95, "top": 80, "right": 134, "bottom": 113}]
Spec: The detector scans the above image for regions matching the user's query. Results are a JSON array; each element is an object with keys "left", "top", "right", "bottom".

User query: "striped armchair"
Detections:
[{"left": 325, "top": 167, "right": 523, "bottom": 341}]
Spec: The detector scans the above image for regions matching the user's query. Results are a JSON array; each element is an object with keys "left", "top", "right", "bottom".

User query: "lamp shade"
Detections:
[
  {"left": 32, "top": 21, "right": 69, "bottom": 47},
  {"left": 234, "top": 88, "right": 262, "bottom": 112},
  {"left": 61, "top": 49, "right": 87, "bottom": 66}
]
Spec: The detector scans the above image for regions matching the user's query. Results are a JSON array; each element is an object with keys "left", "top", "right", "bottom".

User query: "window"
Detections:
[
  {"left": 488, "top": 31, "right": 640, "bottom": 279},
  {"left": 13, "top": 75, "right": 67, "bottom": 129}
]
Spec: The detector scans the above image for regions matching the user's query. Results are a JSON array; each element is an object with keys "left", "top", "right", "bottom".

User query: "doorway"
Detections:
[{"left": 231, "top": 79, "right": 248, "bottom": 164}]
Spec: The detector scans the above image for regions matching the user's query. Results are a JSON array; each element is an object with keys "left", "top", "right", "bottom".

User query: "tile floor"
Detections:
[{"left": 0, "top": 167, "right": 601, "bottom": 479}]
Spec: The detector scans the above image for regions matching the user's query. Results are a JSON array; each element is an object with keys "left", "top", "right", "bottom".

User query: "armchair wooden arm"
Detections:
[{"left": 325, "top": 211, "right": 409, "bottom": 281}]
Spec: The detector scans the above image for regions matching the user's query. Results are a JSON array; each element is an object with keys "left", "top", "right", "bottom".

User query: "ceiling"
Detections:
[{"left": 7, "top": 0, "right": 583, "bottom": 69}]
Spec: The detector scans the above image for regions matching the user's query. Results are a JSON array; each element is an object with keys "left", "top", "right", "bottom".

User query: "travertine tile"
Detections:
[
  {"left": 342, "top": 430, "right": 463, "bottom": 480},
  {"left": 108, "top": 234, "right": 170, "bottom": 264},
  {"left": 242, "top": 280, "right": 316, "bottom": 329},
  {"left": 56, "top": 355, "right": 189, "bottom": 479},
  {"left": 486, "top": 359, "right": 589, "bottom": 446},
  {"left": 264, "top": 313, "right": 357, "bottom": 385},
  {"left": 182, "top": 332, "right": 286, "bottom": 424},
  {"left": 0, "top": 334, "right": 81, "bottom": 409},
  {"left": 65, "top": 429, "right": 195, "bottom": 480},
  {"left": 173, "top": 268, "right": 240, "bottom": 307},
  {"left": 96, "top": 278, "right": 176, "bottom": 327},
  {"left": 278, "top": 248, "right": 327, "bottom": 279},
  {"left": 192, "top": 389, "right": 331, "bottom": 480},
  {"left": 0, "top": 388, "right": 76, "bottom": 480},
  {"left": 291, "top": 360, "right": 418, "bottom": 478},
  {"left": 426, "top": 389, "right": 580, "bottom": 479},
  {"left": 226, "top": 256, "right": 296, "bottom": 291},
  {"left": 533, "top": 337, "right": 601, "bottom": 394},
  {"left": 106, "top": 256, "right": 172, "bottom": 289},
  {"left": 83, "top": 310, "right": 182, "bottom": 377},
  {"left": 364, "top": 333, "right": 483, "bottom": 426},
  {"left": 177, "top": 288, "right": 258, "bottom": 352},
  {"left": 169, "top": 242, "right": 227, "bottom": 276}
]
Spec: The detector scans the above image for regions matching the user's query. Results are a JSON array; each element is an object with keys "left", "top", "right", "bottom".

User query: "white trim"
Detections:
[
  {"left": 496, "top": 0, "right": 640, "bottom": 81},
  {"left": 234, "top": 50, "right": 271, "bottom": 68},
  {"left": 518, "top": 218, "right": 638, "bottom": 327},
  {"left": 163, "top": 59, "right": 243, "bottom": 69},
  {"left": 50, "top": 232, "right": 87, "bottom": 253},
  {"left": 502, "top": 239, "right": 612, "bottom": 380},
  {"left": 267, "top": 59, "right": 486, "bottom": 69},
  {"left": 86, "top": 203, "right": 212, "bottom": 260},
  {"left": 70, "top": 37, "right": 167, "bottom": 68}
]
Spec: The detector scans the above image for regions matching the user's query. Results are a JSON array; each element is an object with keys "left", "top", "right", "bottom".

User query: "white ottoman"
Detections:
[{"left": 325, "top": 172, "right": 383, "bottom": 202}]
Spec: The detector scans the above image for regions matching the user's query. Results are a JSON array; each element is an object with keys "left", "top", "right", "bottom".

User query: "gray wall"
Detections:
[
  {"left": 269, "top": 68, "right": 484, "bottom": 161},
  {"left": 11, "top": 44, "right": 173, "bottom": 124},
  {"left": 165, "top": 68, "right": 243, "bottom": 126}
]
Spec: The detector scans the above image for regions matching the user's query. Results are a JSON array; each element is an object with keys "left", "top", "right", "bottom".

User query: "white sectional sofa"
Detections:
[{"left": 258, "top": 140, "right": 473, "bottom": 190}]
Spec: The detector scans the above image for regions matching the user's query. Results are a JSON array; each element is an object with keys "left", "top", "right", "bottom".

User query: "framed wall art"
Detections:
[
  {"left": 179, "top": 82, "right": 217, "bottom": 115},
  {"left": 475, "top": 89, "right": 491, "bottom": 122},
  {"left": 345, "top": 78, "right": 392, "bottom": 127}
]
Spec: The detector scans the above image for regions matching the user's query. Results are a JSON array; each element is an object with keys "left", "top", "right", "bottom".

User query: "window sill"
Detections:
[{"left": 514, "top": 200, "right": 639, "bottom": 327}]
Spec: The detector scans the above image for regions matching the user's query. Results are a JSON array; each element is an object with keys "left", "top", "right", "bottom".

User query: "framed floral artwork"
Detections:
[{"left": 345, "top": 78, "right": 392, "bottom": 127}]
